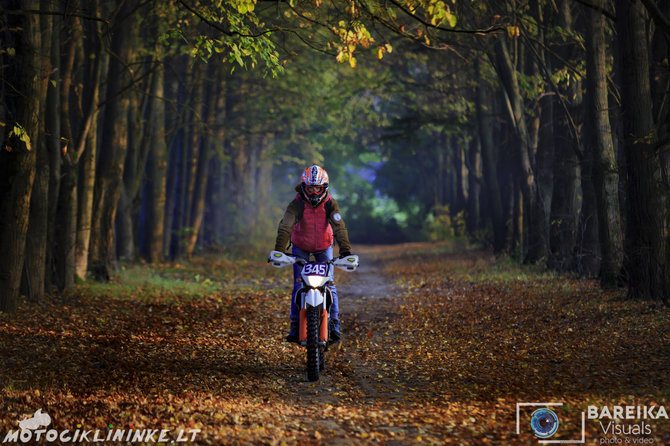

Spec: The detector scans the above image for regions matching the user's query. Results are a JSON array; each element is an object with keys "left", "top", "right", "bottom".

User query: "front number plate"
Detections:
[{"left": 302, "top": 263, "right": 328, "bottom": 276}]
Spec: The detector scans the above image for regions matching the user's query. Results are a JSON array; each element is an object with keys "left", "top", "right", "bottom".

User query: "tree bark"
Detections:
[
  {"left": 23, "top": 8, "right": 52, "bottom": 302},
  {"left": 453, "top": 136, "right": 467, "bottom": 216},
  {"left": 54, "top": 163, "right": 77, "bottom": 289},
  {"left": 475, "top": 62, "right": 505, "bottom": 252},
  {"left": 0, "top": 0, "right": 41, "bottom": 312},
  {"left": 186, "top": 67, "right": 222, "bottom": 258},
  {"left": 144, "top": 61, "right": 168, "bottom": 263},
  {"left": 530, "top": 93, "right": 555, "bottom": 262},
  {"left": 577, "top": 148, "right": 602, "bottom": 277},
  {"left": 491, "top": 37, "right": 538, "bottom": 258},
  {"left": 116, "top": 89, "right": 142, "bottom": 262},
  {"left": 585, "top": 0, "right": 624, "bottom": 288},
  {"left": 549, "top": 0, "right": 582, "bottom": 271},
  {"left": 53, "top": 12, "right": 83, "bottom": 289},
  {"left": 617, "top": 0, "right": 666, "bottom": 302},
  {"left": 45, "top": 12, "right": 62, "bottom": 291},
  {"left": 90, "top": 2, "right": 139, "bottom": 279},
  {"left": 75, "top": 34, "right": 106, "bottom": 280},
  {"left": 466, "top": 135, "right": 482, "bottom": 233},
  {"left": 512, "top": 178, "right": 524, "bottom": 258}
]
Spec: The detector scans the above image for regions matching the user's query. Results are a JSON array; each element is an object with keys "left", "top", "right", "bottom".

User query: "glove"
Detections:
[{"left": 339, "top": 251, "right": 352, "bottom": 258}]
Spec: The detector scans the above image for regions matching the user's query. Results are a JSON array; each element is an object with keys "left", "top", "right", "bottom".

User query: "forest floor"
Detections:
[{"left": 1, "top": 241, "right": 669, "bottom": 445}]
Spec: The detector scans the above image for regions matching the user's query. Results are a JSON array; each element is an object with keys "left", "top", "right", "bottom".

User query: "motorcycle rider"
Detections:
[{"left": 273, "top": 165, "right": 353, "bottom": 343}]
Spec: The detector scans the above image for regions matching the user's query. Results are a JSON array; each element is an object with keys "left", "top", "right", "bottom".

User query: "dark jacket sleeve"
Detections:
[
  {"left": 274, "top": 199, "right": 299, "bottom": 252},
  {"left": 328, "top": 198, "right": 352, "bottom": 254}
]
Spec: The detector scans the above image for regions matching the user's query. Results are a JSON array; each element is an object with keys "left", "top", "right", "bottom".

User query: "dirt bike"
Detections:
[{"left": 268, "top": 250, "right": 359, "bottom": 381}]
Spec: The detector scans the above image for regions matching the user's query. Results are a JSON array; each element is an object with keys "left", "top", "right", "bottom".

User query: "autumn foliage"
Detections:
[{"left": 0, "top": 242, "right": 668, "bottom": 444}]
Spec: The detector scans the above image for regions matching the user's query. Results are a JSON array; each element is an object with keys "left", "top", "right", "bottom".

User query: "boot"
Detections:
[
  {"left": 285, "top": 321, "right": 299, "bottom": 344},
  {"left": 329, "top": 320, "right": 341, "bottom": 343}
]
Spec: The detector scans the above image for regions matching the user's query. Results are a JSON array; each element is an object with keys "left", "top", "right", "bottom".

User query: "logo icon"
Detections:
[
  {"left": 19, "top": 409, "right": 51, "bottom": 430},
  {"left": 530, "top": 408, "right": 560, "bottom": 438},
  {"left": 516, "top": 402, "right": 585, "bottom": 444}
]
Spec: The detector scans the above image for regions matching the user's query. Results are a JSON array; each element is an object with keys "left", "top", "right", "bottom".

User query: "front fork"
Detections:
[
  {"left": 297, "top": 287, "right": 332, "bottom": 345},
  {"left": 298, "top": 308, "right": 329, "bottom": 345}
]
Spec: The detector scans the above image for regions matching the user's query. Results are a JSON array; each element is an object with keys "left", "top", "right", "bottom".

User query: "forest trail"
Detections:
[{"left": 0, "top": 242, "right": 668, "bottom": 445}]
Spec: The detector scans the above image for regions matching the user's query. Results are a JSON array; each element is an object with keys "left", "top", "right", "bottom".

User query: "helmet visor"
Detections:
[{"left": 305, "top": 185, "right": 326, "bottom": 195}]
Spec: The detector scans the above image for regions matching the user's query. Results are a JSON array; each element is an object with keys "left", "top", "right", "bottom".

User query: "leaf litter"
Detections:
[{"left": 0, "top": 242, "right": 668, "bottom": 444}]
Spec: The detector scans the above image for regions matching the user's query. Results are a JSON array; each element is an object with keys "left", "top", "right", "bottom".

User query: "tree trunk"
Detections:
[
  {"left": 528, "top": 93, "right": 555, "bottom": 262},
  {"left": 491, "top": 37, "right": 538, "bottom": 259},
  {"left": 90, "top": 2, "right": 139, "bottom": 279},
  {"left": 76, "top": 122, "right": 98, "bottom": 280},
  {"left": 144, "top": 61, "right": 168, "bottom": 263},
  {"left": 0, "top": 0, "right": 41, "bottom": 312},
  {"left": 185, "top": 138, "right": 211, "bottom": 258},
  {"left": 186, "top": 68, "right": 222, "bottom": 258},
  {"left": 549, "top": 0, "right": 582, "bottom": 271},
  {"left": 75, "top": 48, "right": 106, "bottom": 280},
  {"left": 75, "top": 1, "right": 106, "bottom": 281},
  {"left": 586, "top": 0, "right": 624, "bottom": 288},
  {"left": 53, "top": 12, "right": 83, "bottom": 289},
  {"left": 22, "top": 9, "right": 52, "bottom": 302},
  {"left": 453, "top": 136, "right": 467, "bottom": 216},
  {"left": 651, "top": 1, "right": 670, "bottom": 304},
  {"left": 550, "top": 120, "right": 581, "bottom": 270},
  {"left": 54, "top": 163, "right": 77, "bottom": 289},
  {"left": 116, "top": 89, "right": 142, "bottom": 262},
  {"left": 512, "top": 178, "right": 524, "bottom": 258},
  {"left": 169, "top": 59, "right": 197, "bottom": 259},
  {"left": 163, "top": 69, "right": 181, "bottom": 258},
  {"left": 466, "top": 136, "right": 482, "bottom": 232},
  {"left": 435, "top": 139, "right": 445, "bottom": 207},
  {"left": 45, "top": 13, "right": 62, "bottom": 291},
  {"left": 617, "top": 0, "right": 666, "bottom": 302},
  {"left": 475, "top": 62, "right": 505, "bottom": 252},
  {"left": 577, "top": 148, "right": 601, "bottom": 277}
]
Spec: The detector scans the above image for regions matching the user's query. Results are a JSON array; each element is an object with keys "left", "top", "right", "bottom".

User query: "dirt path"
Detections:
[{"left": 287, "top": 246, "right": 425, "bottom": 444}]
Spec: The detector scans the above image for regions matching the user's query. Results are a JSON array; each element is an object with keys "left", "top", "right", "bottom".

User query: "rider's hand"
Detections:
[{"left": 339, "top": 251, "right": 352, "bottom": 258}]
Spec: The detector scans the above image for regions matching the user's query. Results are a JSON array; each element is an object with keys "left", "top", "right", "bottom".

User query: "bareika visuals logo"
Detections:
[
  {"left": 589, "top": 405, "right": 666, "bottom": 444},
  {"left": 4, "top": 409, "right": 201, "bottom": 443},
  {"left": 516, "top": 402, "right": 666, "bottom": 444}
]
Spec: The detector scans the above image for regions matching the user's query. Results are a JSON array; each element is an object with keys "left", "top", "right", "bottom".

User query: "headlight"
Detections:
[{"left": 305, "top": 275, "right": 326, "bottom": 288}]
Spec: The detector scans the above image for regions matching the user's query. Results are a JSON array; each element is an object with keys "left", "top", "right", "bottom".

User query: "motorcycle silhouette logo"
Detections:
[{"left": 18, "top": 409, "right": 51, "bottom": 430}]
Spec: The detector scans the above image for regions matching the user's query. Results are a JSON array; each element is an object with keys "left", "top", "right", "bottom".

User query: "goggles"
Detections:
[{"left": 305, "top": 185, "right": 325, "bottom": 195}]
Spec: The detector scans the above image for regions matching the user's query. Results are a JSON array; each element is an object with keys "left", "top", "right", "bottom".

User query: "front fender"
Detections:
[{"left": 304, "top": 288, "right": 324, "bottom": 307}]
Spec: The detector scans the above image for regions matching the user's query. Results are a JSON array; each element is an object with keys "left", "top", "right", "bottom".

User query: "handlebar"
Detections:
[{"left": 268, "top": 250, "right": 359, "bottom": 271}]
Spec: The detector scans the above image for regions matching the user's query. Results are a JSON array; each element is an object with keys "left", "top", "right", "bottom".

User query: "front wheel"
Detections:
[{"left": 306, "top": 306, "right": 321, "bottom": 381}]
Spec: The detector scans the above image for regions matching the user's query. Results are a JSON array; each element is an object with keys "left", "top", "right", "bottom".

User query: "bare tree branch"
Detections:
[
  {"left": 0, "top": 8, "right": 109, "bottom": 23},
  {"left": 639, "top": 0, "right": 670, "bottom": 36},
  {"left": 569, "top": 0, "right": 616, "bottom": 21},
  {"left": 385, "top": 0, "right": 505, "bottom": 35}
]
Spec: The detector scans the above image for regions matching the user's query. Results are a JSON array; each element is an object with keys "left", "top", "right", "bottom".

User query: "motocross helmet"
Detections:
[{"left": 300, "top": 164, "right": 329, "bottom": 207}]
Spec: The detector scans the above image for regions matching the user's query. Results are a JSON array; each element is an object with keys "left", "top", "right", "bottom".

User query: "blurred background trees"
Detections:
[{"left": 1, "top": 0, "right": 669, "bottom": 310}]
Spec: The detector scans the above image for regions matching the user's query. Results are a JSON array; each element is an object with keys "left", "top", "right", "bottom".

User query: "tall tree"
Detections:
[
  {"left": 0, "top": 0, "right": 42, "bottom": 311},
  {"left": 475, "top": 61, "right": 505, "bottom": 252},
  {"left": 90, "top": 1, "right": 141, "bottom": 279},
  {"left": 617, "top": 0, "right": 666, "bottom": 302},
  {"left": 490, "top": 37, "right": 537, "bottom": 256},
  {"left": 585, "top": 0, "right": 624, "bottom": 287},
  {"left": 549, "top": 0, "right": 582, "bottom": 271},
  {"left": 23, "top": 8, "right": 52, "bottom": 302},
  {"left": 143, "top": 61, "right": 168, "bottom": 263},
  {"left": 75, "top": 7, "right": 107, "bottom": 281}
]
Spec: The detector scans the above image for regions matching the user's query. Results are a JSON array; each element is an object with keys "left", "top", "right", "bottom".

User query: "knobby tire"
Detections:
[{"left": 306, "top": 306, "right": 320, "bottom": 381}]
